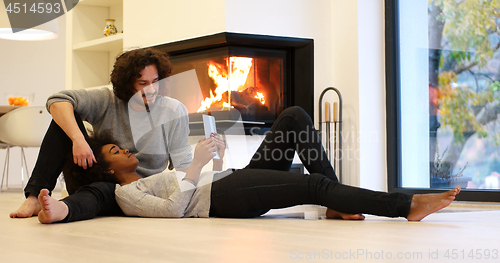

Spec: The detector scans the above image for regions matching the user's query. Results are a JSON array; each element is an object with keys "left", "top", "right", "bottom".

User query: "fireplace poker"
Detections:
[
  {"left": 324, "top": 102, "right": 331, "bottom": 161},
  {"left": 333, "top": 102, "right": 337, "bottom": 172}
]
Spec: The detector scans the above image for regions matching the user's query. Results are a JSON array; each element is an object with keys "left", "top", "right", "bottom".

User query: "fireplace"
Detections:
[{"left": 155, "top": 32, "right": 313, "bottom": 135}]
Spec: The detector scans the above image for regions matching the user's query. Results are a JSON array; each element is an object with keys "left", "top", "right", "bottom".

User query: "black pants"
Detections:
[
  {"left": 25, "top": 113, "right": 122, "bottom": 222},
  {"left": 209, "top": 107, "right": 412, "bottom": 218}
]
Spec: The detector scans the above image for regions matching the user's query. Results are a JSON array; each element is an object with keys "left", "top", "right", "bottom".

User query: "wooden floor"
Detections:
[{"left": 1, "top": 189, "right": 500, "bottom": 263}]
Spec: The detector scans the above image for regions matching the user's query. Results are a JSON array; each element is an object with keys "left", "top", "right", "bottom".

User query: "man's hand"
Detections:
[
  {"left": 49, "top": 101, "right": 96, "bottom": 169},
  {"left": 72, "top": 137, "right": 96, "bottom": 169}
]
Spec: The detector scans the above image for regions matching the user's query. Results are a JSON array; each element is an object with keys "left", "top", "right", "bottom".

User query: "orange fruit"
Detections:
[{"left": 7, "top": 96, "right": 29, "bottom": 106}]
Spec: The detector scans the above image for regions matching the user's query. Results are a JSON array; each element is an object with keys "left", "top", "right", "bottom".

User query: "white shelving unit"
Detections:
[{"left": 65, "top": 0, "right": 124, "bottom": 90}]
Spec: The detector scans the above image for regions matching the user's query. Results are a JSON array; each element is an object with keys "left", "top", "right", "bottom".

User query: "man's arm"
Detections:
[{"left": 49, "top": 102, "right": 96, "bottom": 169}]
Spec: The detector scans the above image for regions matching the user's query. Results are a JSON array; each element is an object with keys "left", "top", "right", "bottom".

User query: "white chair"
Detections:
[
  {"left": 0, "top": 142, "right": 11, "bottom": 189},
  {"left": 0, "top": 106, "right": 52, "bottom": 191}
]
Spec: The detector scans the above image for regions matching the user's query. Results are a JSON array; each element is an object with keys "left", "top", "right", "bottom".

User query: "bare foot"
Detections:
[
  {"left": 9, "top": 194, "right": 41, "bottom": 218},
  {"left": 407, "top": 186, "right": 461, "bottom": 221},
  {"left": 37, "top": 189, "right": 69, "bottom": 224},
  {"left": 326, "top": 208, "right": 366, "bottom": 220}
]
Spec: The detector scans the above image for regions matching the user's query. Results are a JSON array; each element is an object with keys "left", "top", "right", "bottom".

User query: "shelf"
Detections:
[
  {"left": 73, "top": 33, "right": 123, "bottom": 52},
  {"left": 78, "top": 0, "right": 122, "bottom": 7},
  {"left": 66, "top": 0, "right": 123, "bottom": 90}
]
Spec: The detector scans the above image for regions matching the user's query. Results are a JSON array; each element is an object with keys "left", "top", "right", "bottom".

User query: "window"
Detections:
[{"left": 386, "top": 0, "right": 500, "bottom": 201}]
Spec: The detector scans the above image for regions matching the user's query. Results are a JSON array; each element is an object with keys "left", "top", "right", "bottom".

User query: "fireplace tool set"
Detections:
[{"left": 319, "top": 87, "right": 343, "bottom": 183}]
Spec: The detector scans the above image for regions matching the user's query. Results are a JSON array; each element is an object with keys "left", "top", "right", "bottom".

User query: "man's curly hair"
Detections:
[
  {"left": 110, "top": 48, "right": 173, "bottom": 102},
  {"left": 62, "top": 132, "right": 120, "bottom": 194}
]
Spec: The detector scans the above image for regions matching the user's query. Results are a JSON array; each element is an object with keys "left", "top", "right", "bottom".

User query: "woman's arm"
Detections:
[
  {"left": 177, "top": 133, "right": 226, "bottom": 174},
  {"left": 211, "top": 133, "right": 226, "bottom": 171},
  {"left": 181, "top": 137, "right": 218, "bottom": 184},
  {"left": 115, "top": 175, "right": 196, "bottom": 218},
  {"left": 116, "top": 138, "right": 216, "bottom": 218}
]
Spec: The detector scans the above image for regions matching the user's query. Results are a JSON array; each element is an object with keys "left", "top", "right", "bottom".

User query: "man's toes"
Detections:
[
  {"left": 354, "top": 214, "right": 365, "bottom": 220},
  {"left": 342, "top": 213, "right": 365, "bottom": 220}
]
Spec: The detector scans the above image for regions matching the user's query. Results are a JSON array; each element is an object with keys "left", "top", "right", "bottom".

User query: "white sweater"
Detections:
[{"left": 115, "top": 171, "right": 218, "bottom": 218}]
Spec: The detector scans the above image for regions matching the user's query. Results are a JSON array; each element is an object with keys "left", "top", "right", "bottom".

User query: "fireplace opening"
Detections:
[
  {"left": 155, "top": 32, "right": 313, "bottom": 135},
  {"left": 168, "top": 47, "right": 286, "bottom": 123}
]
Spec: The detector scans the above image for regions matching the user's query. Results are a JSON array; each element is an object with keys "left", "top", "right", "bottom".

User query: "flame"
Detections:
[
  {"left": 197, "top": 57, "right": 255, "bottom": 113},
  {"left": 255, "top": 92, "right": 265, "bottom": 105},
  {"left": 229, "top": 57, "right": 253, "bottom": 92}
]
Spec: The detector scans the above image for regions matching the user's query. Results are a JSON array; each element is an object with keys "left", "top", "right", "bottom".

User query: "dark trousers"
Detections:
[
  {"left": 25, "top": 113, "right": 122, "bottom": 222},
  {"left": 209, "top": 106, "right": 412, "bottom": 218}
]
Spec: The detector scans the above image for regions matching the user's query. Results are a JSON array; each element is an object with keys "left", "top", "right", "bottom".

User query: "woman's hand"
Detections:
[
  {"left": 193, "top": 137, "right": 218, "bottom": 167},
  {"left": 211, "top": 133, "right": 226, "bottom": 159},
  {"left": 72, "top": 137, "right": 96, "bottom": 169}
]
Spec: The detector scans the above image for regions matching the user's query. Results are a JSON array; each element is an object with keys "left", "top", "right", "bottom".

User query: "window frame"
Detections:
[{"left": 385, "top": 0, "right": 500, "bottom": 201}]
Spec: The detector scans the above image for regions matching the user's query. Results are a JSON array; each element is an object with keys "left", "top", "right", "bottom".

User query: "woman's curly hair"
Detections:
[
  {"left": 110, "top": 48, "right": 173, "bottom": 102},
  {"left": 62, "top": 132, "right": 120, "bottom": 194}
]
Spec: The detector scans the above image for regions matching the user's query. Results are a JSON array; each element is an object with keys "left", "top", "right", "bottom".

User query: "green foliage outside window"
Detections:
[{"left": 429, "top": 0, "right": 500, "bottom": 185}]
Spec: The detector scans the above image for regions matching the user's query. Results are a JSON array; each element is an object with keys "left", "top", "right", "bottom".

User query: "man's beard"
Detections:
[{"left": 129, "top": 90, "right": 158, "bottom": 111}]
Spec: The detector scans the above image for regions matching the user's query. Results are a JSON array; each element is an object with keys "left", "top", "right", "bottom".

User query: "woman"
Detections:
[{"left": 37, "top": 107, "right": 460, "bottom": 223}]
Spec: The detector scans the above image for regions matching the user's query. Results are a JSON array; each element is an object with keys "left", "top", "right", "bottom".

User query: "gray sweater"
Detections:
[{"left": 47, "top": 88, "right": 193, "bottom": 176}]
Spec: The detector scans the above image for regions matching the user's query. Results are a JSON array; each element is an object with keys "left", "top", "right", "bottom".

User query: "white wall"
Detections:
[
  {"left": 0, "top": 15, "right": 65, "bottom": 187},
  {"left": 330, "top": 1, "right": 360, "bottom": 187},
  {"left": 328, "top": 0, "right": 387, "bottom": 190},
  {"left": 357, "top": 0, "right": 387, "bottom": 190},
  {"left": 123, "top": 0, "right": 226, "bottom": 49}
]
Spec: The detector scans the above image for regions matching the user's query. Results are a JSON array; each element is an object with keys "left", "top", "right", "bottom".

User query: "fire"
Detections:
[
  {"left": 197, "top": 57, "right": 257, "bottom": 113},
  {"left": 255, "top": 92, "right": 265, "bottom": 105}
]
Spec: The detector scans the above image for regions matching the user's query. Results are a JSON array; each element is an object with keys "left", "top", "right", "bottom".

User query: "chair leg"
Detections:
[
  {"left": 1, "top": 147, "right": 31, "bottom": 192},
  {"left": 1, "top": 146, "right": 10, "bottom": 191},
  {"left": 20, "top": 147, "right": 29, "bottom": 191}
]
